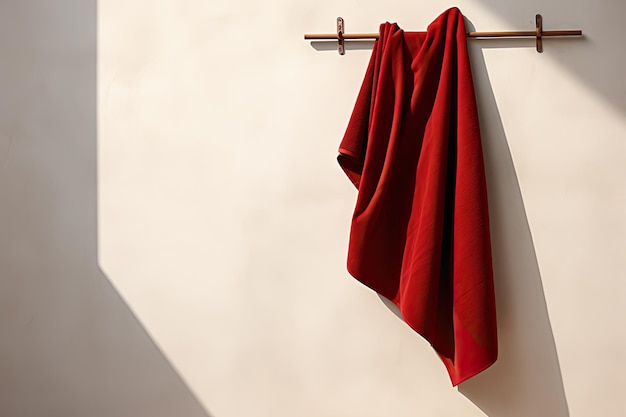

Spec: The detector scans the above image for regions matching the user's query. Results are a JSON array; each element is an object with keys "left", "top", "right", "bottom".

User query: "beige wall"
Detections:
[{"left": 2, "top": 0, "right": 625, "bottom": 416}]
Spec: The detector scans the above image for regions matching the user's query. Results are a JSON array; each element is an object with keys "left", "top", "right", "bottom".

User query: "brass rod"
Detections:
[
  {"left": 304, "top": 29, "right": 582, "bottom": 40},
  {"left": 304, "top": 33, "right": 379, "bottom": 40},
  {"left": 468, "top": 29, "right": 582, "bottom": 38}
]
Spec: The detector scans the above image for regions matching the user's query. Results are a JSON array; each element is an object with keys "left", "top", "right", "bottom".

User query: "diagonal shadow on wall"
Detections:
[
  {"left": 0, "top": 1, "right": 212, "bottom": 416},
  {"left": 469, "top": 0, "right": 625, "bottom": 115}
]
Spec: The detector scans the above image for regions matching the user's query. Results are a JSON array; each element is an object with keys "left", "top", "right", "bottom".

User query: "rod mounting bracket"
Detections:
[
  {"left": 536, "top": 14, "right": 543, "bottom": 53},
  {"left": 337, "top": 17, "right": 345, "bottom": 55}
]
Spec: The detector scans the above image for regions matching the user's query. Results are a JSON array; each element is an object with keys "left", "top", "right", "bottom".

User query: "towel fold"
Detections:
[{"left": 338, "top": 7, "right": 497, "bottom": 385}]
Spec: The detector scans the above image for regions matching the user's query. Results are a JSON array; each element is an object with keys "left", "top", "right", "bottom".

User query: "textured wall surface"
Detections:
[{"left": 2, "top": 0, "right": 625, "bottom": 416}]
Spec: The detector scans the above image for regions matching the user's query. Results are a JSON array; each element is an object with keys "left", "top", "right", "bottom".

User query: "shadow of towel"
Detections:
[{"left": 455, "top": 20, "right": 570, "bottom": 417}]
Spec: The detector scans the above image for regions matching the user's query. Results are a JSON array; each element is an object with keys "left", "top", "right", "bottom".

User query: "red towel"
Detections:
[{"left": 338, "top": 7, "right": 497, "bottom": 385}]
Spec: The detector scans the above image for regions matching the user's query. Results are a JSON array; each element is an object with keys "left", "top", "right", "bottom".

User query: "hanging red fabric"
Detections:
[{"left": 338, "top": 7, "right": 497, "bottom": 385}]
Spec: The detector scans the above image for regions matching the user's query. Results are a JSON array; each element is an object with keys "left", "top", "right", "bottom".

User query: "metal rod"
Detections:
[
  {"left": 304, "top": 33, "right": 379, "bottom": 40},
  {"left": 305, "top": 15, "right": 582, "bottom": 54},
  {"left": 304, "top": 29, "right": 582, "bottom": 40}
]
